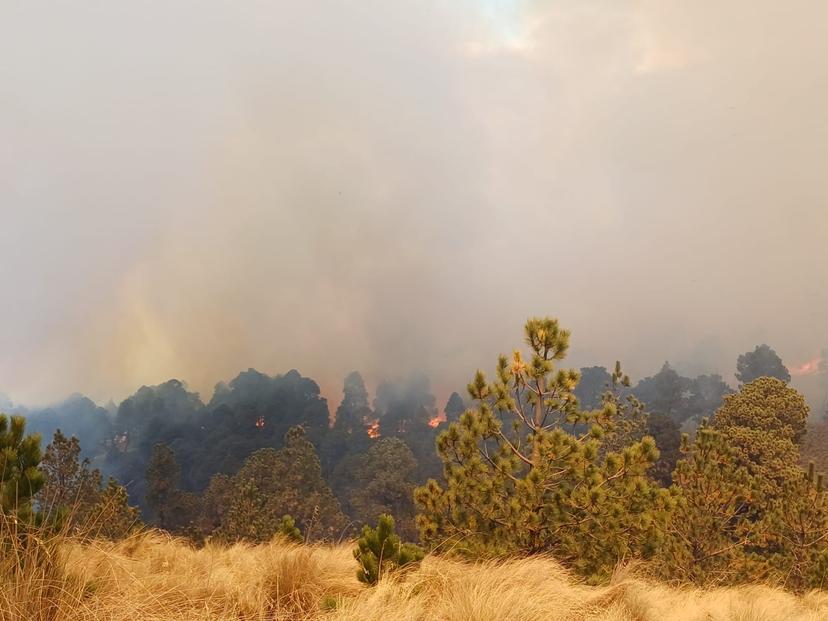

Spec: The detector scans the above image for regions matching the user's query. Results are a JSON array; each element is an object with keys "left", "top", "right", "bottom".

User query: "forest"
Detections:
[{"left": 2, "top": 317, "right": 828, "bottom": 597}]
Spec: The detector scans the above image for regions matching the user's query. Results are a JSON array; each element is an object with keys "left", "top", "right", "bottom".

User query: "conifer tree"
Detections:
[
  {"left": 37, "top": 429, "right": 102, "bottom": 526},
  {"left": 37, "top": 429, "right": 139, "bottom": 539},
  {"left": 347, "top": 438, "right": 418, "bottom": 539},
  {"left": 216, "top": 426, "right": 347, "bottom": 542},
  {"left": 145, "top": 443, "right": 181, "bottom": 530},
  {"left": 216, "top": 478, "right": 272, "bottom": 542},
  {"left": 198, "top": 473, "right": 233, "bottom": 536},
  {"left": 657, "top": 421, "right": 767, "bottom": 584},
  {"left": 645, "top": 412, "right": 681, "bottom": 486},
  {"left": 323, "top": 371, "right": 373, "bottom": 479},
  {"left": 660, "top": 380, "right": 821, "bottom": 588},
  {"left": 354, "top": 514, "right": 424, "bottom": 585},
  {"left": 713, "top": 377, "right": 808, "bottom": 497},
  {"left": 736, "top": 344, "right": 791, "bottom": 384},
  {"left": 415, "top": 317, "right": 675, "bottom": 583},
  {"left": 762, "top": 462, "right": 828, "bottom": 589},
  {"left": 0, "top": 414, "right": 44, "bottom": 520},
  {"left": 444, "top": 392, "right": 466, "bottom": 424},
  {"left": 89, "top": 478, "right": 141, "bottom": 540},
  {"left": 277, "top": 514, "right": 303, "bottom": 543}
]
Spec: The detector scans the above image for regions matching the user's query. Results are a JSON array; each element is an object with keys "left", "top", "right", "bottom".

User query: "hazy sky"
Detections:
[{"left": 2, "top": 1, "right": 827, "bottom": 408}]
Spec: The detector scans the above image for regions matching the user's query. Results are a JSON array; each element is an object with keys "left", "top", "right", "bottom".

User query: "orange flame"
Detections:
[
  {"left": 791, "top": 357, "right": 824, "bottom": 377},
  {"left": 367, "top": 420, "right": 380, "bottom": 439},
  {"left": 428, "top": 414, "right": 445, "bottom": 428}
]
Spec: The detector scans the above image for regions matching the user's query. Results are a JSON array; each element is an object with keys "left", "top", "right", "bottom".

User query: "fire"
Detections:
[
  {"left": 790, "top": 357, "right": 825, "bottom": 377},
  {"left": 428, "top": 415, "right": 444, "bottom": 428},
  {"left": 367, "top": 420, "right": 380, "bottom": 439}
]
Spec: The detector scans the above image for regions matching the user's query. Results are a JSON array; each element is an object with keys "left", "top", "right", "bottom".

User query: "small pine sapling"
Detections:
[
  {"left": 278, "top": 514, "right": 303, "bottom": 543},
  {"left": 354, "top": 514, "right": 424, "bottom": 585}
]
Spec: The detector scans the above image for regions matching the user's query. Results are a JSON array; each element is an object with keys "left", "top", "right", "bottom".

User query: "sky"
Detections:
[{"left": 1, "top": 0, "right": 827, "bottom": 410}]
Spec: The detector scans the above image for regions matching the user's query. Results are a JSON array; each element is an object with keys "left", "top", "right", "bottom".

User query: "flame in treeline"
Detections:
[
  {"left": 790, "top": 357, "right": 825, "bottom": 377},
  {"left": 366, "top": 420, "right": 380, "bottom": 439}
]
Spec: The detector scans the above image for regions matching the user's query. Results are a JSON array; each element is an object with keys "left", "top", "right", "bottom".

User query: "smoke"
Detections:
[{"left": 2, "top": 1, "right": 827, "bottom": 406}]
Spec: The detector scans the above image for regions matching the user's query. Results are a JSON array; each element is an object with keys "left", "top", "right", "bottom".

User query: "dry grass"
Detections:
[{"left": 2, "top": 530, "right": 828, "bottom": 620}]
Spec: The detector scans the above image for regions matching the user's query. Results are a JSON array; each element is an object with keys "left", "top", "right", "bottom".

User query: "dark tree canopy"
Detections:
[
  {"left": 444, "top": 392, "right": 466, "bottom": 424},
  {"left": 573, "top": 366, "right": 612, "bottom": 411},
  {"left": 25, "top": 395, "right": 113, "bottom": 459},
  {"left": 736, "top": 344, "right": 791, "bottom": 384},
  {"left": 145, "top": 443, "right": 181, "bottom": 530},
  {"left": 633, "top": 362, "right": 691, "bottom": 421},
  {"left": 645, "top": 412, "right": 681, "bottom": 486},
  {"left": 686, "top": 374, "right": 733, "bottom": 422}
]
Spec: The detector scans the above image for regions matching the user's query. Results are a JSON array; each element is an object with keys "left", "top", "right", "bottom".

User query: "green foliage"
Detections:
[
  {"left": 762, "top": 462, "right": 828, "bottom": 590},
  {"left": 37, "top": 430, "right": 100, "bottom": 525},
  {"left": 415, "top": 318, "right": 675, "bottom": 583},
  {"left": 145, "top": 444, "right": 181, "bottom": 530},
  {"left": 346, "top": 438, "right": 418, "bottom": 540},
  {"left": 354, "top": 514, "right": 424, "bottom": 585},
  {"left": 213, "top": 426, "right": 347, "bottom": 543},
  {"left": 89, "top": 478, "right": 142, "bottom": 540},
  {"left": 278, "top": 514, "right": 303, "bottom": 543},
  {"left": 145, "top": 443, "right": 201, "bottom": 534},
  {"left": 657, "top": 422, "right": 766, "bottom": 584},
  {"left": 37, "top": 430, "right": 140, "bottom": 539},
  {"left": 658, "top": 379, "right": 828, "bottom": 591},
  {"left": 713, "top": 377, "right": 809, "bottom": 497},
  {"left": 197, "top": 473, "right": 233, "bottom": 535},
  {"left": 0, "top": 414, "right": 44, "bottom": 520}
]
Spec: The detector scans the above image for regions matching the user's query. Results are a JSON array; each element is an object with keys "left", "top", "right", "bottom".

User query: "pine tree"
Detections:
[
  {"left": 762, "top": 462, "right": 828, "bottom": 589},
  {"left": 198, "top": 473, "right": 233, "bottom": 536},
  {"left": 323, "top": 371, "right": 373, "bottom": 481},
  {"left": 354, "top": 514, "right": 424, "bottom": 585},
  {"left": 0, "top": 414, "right": 44, "bottom": 520},
  {"left": 645, "top": 412, "right": 681, "bottom": 486},
  {"left": 217, "top": 478, "right": 272, "bottom": 542},
  {"left": 713, "top": 377, "right": 808, "bottom": 498},
  {"left": 89, "top": 478, "right": 141, "bottom": 540},
  {"left": 657, "top": 421, "right": 766, "bottom": 584},
  {"left": 36, "top": 429, "right": 139, "bottom": 539},
  {"left": 415, "top": 317, "right": 675, "bottom": 583},
  {"left": 37, "top": 430, "right": 101, "bottom": 525},
  {"left": 216, "top": 426, "right": 347, "bottom": 543},
  {"left": 145, "top": 443, "right": 181, "bottom": 530},
  {"left": 736, "top": 344, "right": 791, "bottom": 384},
  {"left": 277, "top": 514, "right": 303, "bottom": 543},
  {"left": 145, "top": 443, "right": 201, "bottom": 534},
  {"left": 347, "top": 438, "right": 419, "bottom": 540},
  {"left": 659, "top": 380, "right": 819, "bottom": 588},
  {"left": 444, "top": 392, "right": 466, "bottom": 424}
]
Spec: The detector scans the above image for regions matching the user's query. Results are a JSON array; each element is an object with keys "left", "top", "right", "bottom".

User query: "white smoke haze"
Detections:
[{"left": 1, "top": 1, "right": 827, "bottom": 408}]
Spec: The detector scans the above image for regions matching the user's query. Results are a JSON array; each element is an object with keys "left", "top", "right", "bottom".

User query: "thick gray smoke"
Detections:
[{"left": 2, "top": 1, "right": 827, "bottom": 407}]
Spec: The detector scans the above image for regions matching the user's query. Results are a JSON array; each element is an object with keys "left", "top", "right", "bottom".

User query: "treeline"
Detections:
[{"left": 2, "top": 319, "right": 827, "bottom": 590}]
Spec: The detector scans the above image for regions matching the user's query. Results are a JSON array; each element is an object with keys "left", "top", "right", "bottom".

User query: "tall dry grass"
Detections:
[{"left": 2, "top": 527, "right": 828, "bottom": 620}]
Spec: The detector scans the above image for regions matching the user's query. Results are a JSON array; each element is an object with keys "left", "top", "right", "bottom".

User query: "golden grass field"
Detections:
[{"left": 4, "top": 531, "right": 828, "bottom": 621}]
